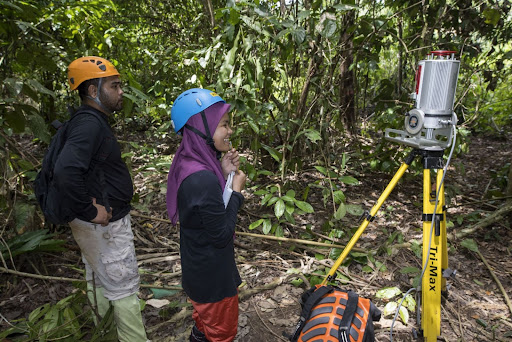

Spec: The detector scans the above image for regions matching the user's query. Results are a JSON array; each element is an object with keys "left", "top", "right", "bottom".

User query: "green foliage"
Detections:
[
  {"left": 376, "top": 286, "right": 416, "bottom": 325},
  {"left": 249, "top": 187, "right": 314, "bottom": 236},
  {"left": 0, "top": 229, "right": 66, "bottom": 260},
  {"left": 0, "top": 286, "right": 118, "bottom": 342}
]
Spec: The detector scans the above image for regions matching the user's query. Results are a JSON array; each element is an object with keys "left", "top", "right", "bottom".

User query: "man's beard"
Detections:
[{"left": 100, "top": 93, "right": 123, "bottom": 113}]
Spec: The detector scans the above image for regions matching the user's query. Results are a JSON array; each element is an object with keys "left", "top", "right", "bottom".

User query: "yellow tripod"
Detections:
[{"left": 321, "top": 148, "right": 450, "bottom": 341}]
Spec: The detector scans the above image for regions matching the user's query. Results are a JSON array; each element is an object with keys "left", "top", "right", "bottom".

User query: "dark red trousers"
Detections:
[{"left": 190, "top": 294, "right": 239, "bottom": 342}]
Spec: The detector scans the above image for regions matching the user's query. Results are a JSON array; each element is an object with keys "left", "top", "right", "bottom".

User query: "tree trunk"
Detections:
[
  {"left": 507, "top": 159, "right": 512, "bottom": 197},
  {"left": 338, "top": 11, "right": 356, "bottom": 135},
  {"left": 201, "top": 0, "right": 215, "bottom": 28}
]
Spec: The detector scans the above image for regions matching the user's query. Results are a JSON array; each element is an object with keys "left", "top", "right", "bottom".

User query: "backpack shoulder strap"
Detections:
[
  {"left": 338, "top": 290, "right": 359, "bottom": 342},
  {"left": 290, "top": 285, "right": 333, "bottom": 341},
  {"left": 69, "top": 109, "right": 111, "bottom": 160}
]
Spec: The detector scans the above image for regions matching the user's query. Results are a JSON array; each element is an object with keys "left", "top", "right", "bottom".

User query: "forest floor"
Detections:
[{"left": 1, "top": 131, "right": 511, "bottom": 342}]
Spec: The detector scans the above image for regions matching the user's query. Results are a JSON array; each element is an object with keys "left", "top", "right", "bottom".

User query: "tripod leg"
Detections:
[
  {"left": 321, "top": 161, "right": 410, "bottom": 285},
  {"left": 439, "top": 169, "right": 448, "bottom": 294},
  {"left": 421, "top": 168, "right": 446, "bottom": 341}
]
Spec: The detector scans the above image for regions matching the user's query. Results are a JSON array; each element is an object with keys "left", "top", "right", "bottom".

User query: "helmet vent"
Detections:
[
  {"left": 99, "top": 64, "right": 106, "bottom": 71},
  {"left": 70, "top": 77, "right": 74, "bottom": 84},
  {"left": 196, "top": 98, "right": 202, "bottom": 106}
]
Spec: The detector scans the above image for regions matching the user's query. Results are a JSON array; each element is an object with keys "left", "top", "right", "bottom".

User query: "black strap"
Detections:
[
  {"left": 338, "top": 290, "right": 359, "bottom": 342},
  {"left": 184, "top": 110, "right": 222, "bottom": 159},
  {"left": 290, "top": 286, "right": 333, "bottom": 341},
  {"left": 184, "top": 111, "right": 215, "bottom": 145}
]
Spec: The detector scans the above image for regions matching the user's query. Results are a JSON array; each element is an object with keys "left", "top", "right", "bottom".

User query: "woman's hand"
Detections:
[
  {"left": 221, "top": 148, "right": 240, "bottom": 178},
  {"left": 232, "top": 170, "right": 247, "bottom": 192}
]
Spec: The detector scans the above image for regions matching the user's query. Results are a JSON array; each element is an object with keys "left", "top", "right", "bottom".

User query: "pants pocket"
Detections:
[{"left": 101, "top": 246, "right": 138, "bottom": 283}]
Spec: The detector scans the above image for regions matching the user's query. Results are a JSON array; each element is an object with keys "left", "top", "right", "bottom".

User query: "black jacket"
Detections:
[
  {"left": 53, "top": 105, "right": 133, "bottom": 222},
  {"left": 178, "top": 170, "right": 244, "bottom": 303}
]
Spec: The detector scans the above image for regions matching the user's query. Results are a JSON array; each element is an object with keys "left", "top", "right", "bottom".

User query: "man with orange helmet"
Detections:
[{"left": 54, "top": 56, "right": 149, "bottom": 341}]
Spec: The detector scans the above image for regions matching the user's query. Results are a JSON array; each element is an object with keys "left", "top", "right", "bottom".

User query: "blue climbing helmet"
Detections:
[{"left": 170, "top": 88, "right": 225, "bottom": 133}]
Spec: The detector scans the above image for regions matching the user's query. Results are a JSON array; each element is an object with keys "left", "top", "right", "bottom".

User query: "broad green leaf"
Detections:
[
  {"left": 291, "top": 27, "right": 306, "bottom": 44},
  {"left": 28, "top": 303, "right": 51, "bottom": 322},
  {"left": 399, "top": 267, "right": 420, "bottom": 274},
  {"left": 461, "top": 239, "right": 479, "bottom": 252},
  {"left": 27, "top": 114, "right": 51, "bottom": 144},
  {"left": 261, "top": 144, "right": 282, "bottom": 162},
  {"left": 314, "top": 166, "right": 327, "bottom": 176},
  {"left": 304, "top": 129, "right": 322, "bottom": 143},
  {"left": 285, "top": 203, "right": 294, "bottom": 215},
  {"left": 4, "top": 78, "right": 23, "bottom": 95},
  {"left": 267, "top": 196, "right": 279, "bottom": 206},
  {"left": 403, "top": 294, "right": 416, "bottom": 312},
  {"left": 334, "top": 202, "right": 346, "bottom": 220},
  {"left": 399, "top": 306, "right": 409, "bottom": 325},
  {"left": 483, "top": 8, "right": 500, "bottom": 25},
  {"left": 26, "top": 79, "right": 55, "bottom": 98},
  {"left": 17, "top": 159, "right": 34, "bottom": 171},
  {"left": 281, "top": 195, "right": 294, "bottom": 203},
  {"left": 295, "top": 200, "right": 314, "bottom": 213},
  {"left": 321, "top": 19, "right": 336, "bottom": 38},
  {"left": 298, "top": 10, "right": 311, "bottom": 20},
  {"left": 249, "top": 219, "right": 264, "bottom": 230},
  {"left": 4, "top": 109, "right": 26, "bottom": 133},
  {"left": 346, "top": 204, "right": 364, "bottom": 216},
  {"left": 286, "top": 189, "right": 296, "bottom": 198},
  {"left": 274, "top": 199, "right": 285, "bottom": 218},
  {"left": 338, "top": 176, "right": 359, "bottom": 185},
  {"left": 315, "top": 253, "right": 325, "bottom": 260},
  {"left": 383, "top": 301, "right": 397, "bottom": 317},
  {"left": 275, "top": 225, "right": 284, "bottom": 237},
  {"left": 262, "top": 219, "right": 272, "bottom": 234},
  {"left": 362, "top": 265, "right": 373, "bottom": 273},
  {"left": 333, "top": 190, "right": 345, "bottom": 204},
  {"left": 376, "top": 287, "right": 402, "bottom": 299},
  {"left": 261, "top": 193, "right": 273, "bottom": 205},
  {"left": 247, "top": 119, "right": 259, "bottom": 134}
]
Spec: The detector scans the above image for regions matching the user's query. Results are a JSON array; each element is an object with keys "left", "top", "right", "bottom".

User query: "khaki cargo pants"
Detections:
[{"left": 69, "top": 214, "right": 149, "bottom": 342}]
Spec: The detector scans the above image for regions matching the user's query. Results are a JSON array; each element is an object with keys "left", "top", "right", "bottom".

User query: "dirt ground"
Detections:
[{"left": 1, "top": 132, "right": 511, "bottom": 342}]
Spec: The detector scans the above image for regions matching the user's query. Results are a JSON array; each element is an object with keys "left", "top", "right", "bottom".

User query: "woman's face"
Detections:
[{"left": 213, "top": 111, "right": 232, "bottom": 152}]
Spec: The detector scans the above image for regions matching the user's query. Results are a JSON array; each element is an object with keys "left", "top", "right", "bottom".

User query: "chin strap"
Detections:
[{"left": 184, "top": 110, "right": 222, "bottom": 159}]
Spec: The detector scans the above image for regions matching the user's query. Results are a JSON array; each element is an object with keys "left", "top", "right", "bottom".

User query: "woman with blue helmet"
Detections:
[{"left": 166, "top": 88, "right": 247, "bottom": 342}]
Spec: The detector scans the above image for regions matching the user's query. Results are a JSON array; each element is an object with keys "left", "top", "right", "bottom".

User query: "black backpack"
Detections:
[{"left": 34, "top": 109, "right": 111, "bottom": 225}]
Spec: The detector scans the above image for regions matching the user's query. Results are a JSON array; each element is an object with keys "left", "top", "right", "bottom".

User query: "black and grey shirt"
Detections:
[
  {"left": 177, "top": 170, "right": 244, "bottom": 303},
  {"left": 54, "top": 105, "right": 133, "bottom": 222}
]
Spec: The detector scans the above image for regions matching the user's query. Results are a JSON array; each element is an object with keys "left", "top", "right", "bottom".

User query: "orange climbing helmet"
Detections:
[{"left": 67, "top": 56, "right": 120, "bottom": 90}]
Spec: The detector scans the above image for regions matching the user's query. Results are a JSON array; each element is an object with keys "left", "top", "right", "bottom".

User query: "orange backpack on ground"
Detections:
[{"left": 289, "top": 285, "right": 381, "bottom": 342}]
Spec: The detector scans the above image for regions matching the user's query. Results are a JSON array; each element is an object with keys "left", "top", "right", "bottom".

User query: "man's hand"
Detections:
[{"left": 91, "top": 197, "right": 112, "bottom": 226}]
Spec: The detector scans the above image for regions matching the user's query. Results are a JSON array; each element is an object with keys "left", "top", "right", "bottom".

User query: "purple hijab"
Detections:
[{"left": 166, "top": 102, "right": 231, "bottom": 225}]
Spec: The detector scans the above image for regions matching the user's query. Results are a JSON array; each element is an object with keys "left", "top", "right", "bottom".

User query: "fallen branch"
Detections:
[
  {"left": 251, "top": 299, "right": 289, "bottom": 342},
  {"left": 236, "top": 231, "right": 366, "bottom": 252},
  {"left": 131, "top": 211, "right": 174, "bottom": 224},
  {"left": 452, "top": 201, "right": 512, "bottom": 239},
  {"left": 146, "top": 307, "right": 192, "bottom": 334},
  {"left": 0, "top": 266, "right": 182, "bottom": 291},
  {"left": 131, "top": 210, "right": 368, "bottom": 252},
  {"left": 137, "top": 255, "right": 180, "bottom": 266},
  {"left": 474, "top": 249, "right": 512, "bottom": 316}
]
